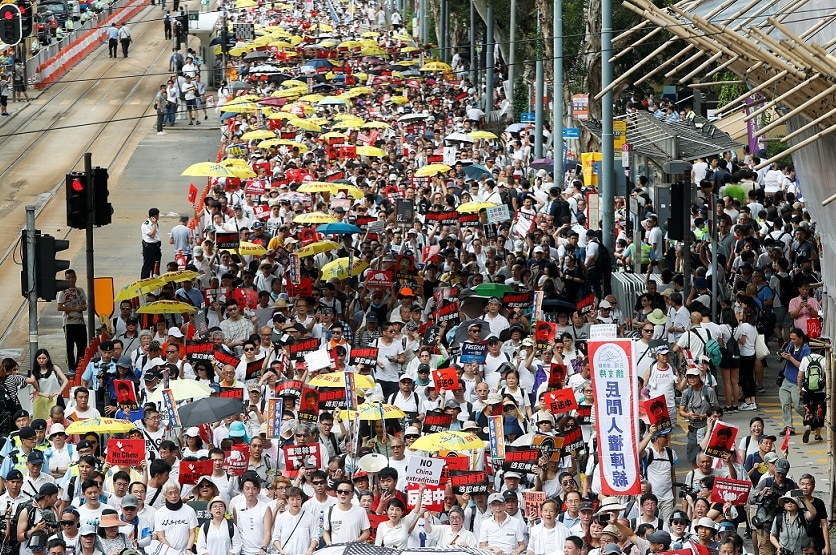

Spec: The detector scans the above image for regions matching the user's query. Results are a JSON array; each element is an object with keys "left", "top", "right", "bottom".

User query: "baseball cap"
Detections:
[
  {"left": 647, "top": 530, "right": 672, "bottom": 546},
  {"left": 121, "top": 494, "right": 139, "bottom": 509},
  {"left": 35, "top": 483, "right": 59, "bottom": 499},
  {"left": 27, "top": 450, "right": 45, "bottom": 464},
  {"left": 503, "top": 472, "right": 521, "bottom": 480},
  {"left": 502, "top": 490, "right": 519, "bottom": 500},
  {"left": 488, "top": 493, "right": 504, "bottom": 505},
  {"left": 116, "top": 356, "right": 133, "bottom": 369},
  {"left": 185, "top": 427, "right": 201, "bottom": 437},
  {"left": 168, "top": 327, "right": 184, "bottom": 338},
  {"left": 149, "top": 341, "right": 162, "bottom": 351},
  {"left": 775, "top": 458, "right": 790, "bottom": 473},
  {"left": 763, "top": 452, "right": 779, "bottom": 463}
]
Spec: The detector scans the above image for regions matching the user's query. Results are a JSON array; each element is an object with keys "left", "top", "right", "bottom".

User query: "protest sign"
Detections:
[
  {"left": 114, "top": 380, "right": 138, "bottom": 411},
  {"left": 349, "top": 347, "right": 378, "bottom": 367},
  {"left": 523, "top": 491, "right": 547, "bottom": 521},
  {"left": 405, "top": 456, "right": 445, "bottom": 485},
  {"left": 642, "top": 395, "right": 672, "bottom": 432},
  {"left": 543, "top": 388, "right": 579, "bottom": 414},
  {"left": 432, "top": 367, "right": 459, "bottom": 390},
  {"left": 501, "top": 446, "right": 541, "bottom": 473},
  {"left": 105, "top": 439, "right": 144, "bottom": 466},
  {"left": 503, "top": 292, "right": 533, "bottom": 309},
  {"left": 449, "top": 470, "right": 489, "bottom": 495},
  {"left": 224, "top": 444, "right": 249, "bottom": 475},
  {"left": 289, "top": 338, "right": 320, "bottom": 360},
  {"left": 283, "top": 443, "right": 321, "bottom": 476},
  {"left": 460, "top": 342, "right": 487, "bottom": 363},
  {"left": 704, "top": 421, "right": 738, "bottom": 459},
  {"left": 406, "top": 483, "right": 445, "bottom": 511},
  {"left": 548, "top": 364, "right": 567, "bottom": 390},
  {"left": 318, "top": 389, "right": 348, "bottom": 411},
  {"left": 710, "top": 477, "right": 752, "bottom": 505},
  {"left": 179, "top": 460, "right": 214, "bottom": 485},
  {"left": 423, "top": 411, "right": 453, "bottom": 433}
]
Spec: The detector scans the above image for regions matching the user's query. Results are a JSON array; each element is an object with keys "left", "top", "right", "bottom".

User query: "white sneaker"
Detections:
[{"left": 157, "top": 131, "right": 166, "bottom": 135}]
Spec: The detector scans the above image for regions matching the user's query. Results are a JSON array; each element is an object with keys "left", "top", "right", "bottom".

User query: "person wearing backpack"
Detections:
[
  {"left": 777, "top": 329, "right": 810, "bottom": 437},
  {"left": 196, "top": 496, "right": 240, "bottom": 555},
  {"left": 798, "top": 351, "right": 826, "bottom": 443},
  {"left": 638, "top": 427, "right": 678, "bottom": 521},
  {"left": 584, "top": 231, "right": 613, "bottom": 299}
]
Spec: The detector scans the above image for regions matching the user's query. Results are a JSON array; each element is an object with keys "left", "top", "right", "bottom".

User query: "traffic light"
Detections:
[
  {"left": 20, "top": 230, "right": 31, "bottom": 297},
  {"left": 15, "top": 0, "right": 31, "bottom": 37},
  {"left": 66, "top": 172, "right": 89, "bottom": 229},
  {"left": 92, "top": 166, "right": 113, "bottom": 226},
  {"left": 0, "top": 4, "right": 22, "bottom": 46},
  {"left": 36, "top": 234, "right": 71, "bottom": 301}
]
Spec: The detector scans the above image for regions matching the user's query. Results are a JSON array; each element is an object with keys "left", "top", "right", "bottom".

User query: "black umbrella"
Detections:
[
  {"left": 178, "top": 396, "right": 243, "bottom": 427},
  {"left": 244, "top": 51, "right": 270, "bottom": 60},
  {"left": 453, "top": 318, "right": 491, "bottom": 345}
]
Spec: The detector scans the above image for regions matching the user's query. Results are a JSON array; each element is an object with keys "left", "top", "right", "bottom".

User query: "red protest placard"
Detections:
[
  {"left": 432, "top": 367, "right": 459, "bottom": 391},
  {"left": 232, "top": 288, "right": 258, "bottom": 310},
  {"left": 275, "top": 379, "right": 304, "bottom": 398},
  {"left": 543, "top": 388, "right": 578, "bottom": 414},
  {"left": 224, "top": 444, "right": 250, "bottom": 476},
  {"left": 179, "top": 460, "right": 213, "bottom": 485},
  {"left": 365, "top": 270, "right": 394, "bottom": 289},
  {"left": 523, "top": 491, "right": 546, "bottom": 521},
  {"left": 406, "top": 483, "right": 445, "bottom": 511},
  {"left": 704, "top": 421, "right": 738, "bottom": 459},
  {"left": 458, "top": 212, "right": 480, "bottom": 228},
  {"left": 318, "top": 388, "right": 347, "bottom": 411},
  {"left": 436, "top": 301, "right": 460, "bottom": 323},
  {"left": 548, "top": 364, "right": 567, "bottom": 390},
  {"left": 642, "top": 395, "right": 672, "bottom": 431},
  {"left": 424, "top": 211, "right": 458, "bottom": 226},
  {"left": 298, "top": 387, "right": 320, "bottom": 421},
  {"left": 289, "top": 338, "right": 319, "bottom": 360},
  {"left": 213, "top": 348, "right": 240, "bottom": 368},
  {"left": 501, "top": 446, "right": 541, "bottom": 473},
  {"left": 559, "top": 426, "right": 585, "bottom": 458},
  {"left": 503, "top": 292, "right": 533, "bottom": 309},
  {"left": 114, "top": 379, "right": 138, "bottom": 411},
  {"left": 283, "top": 443, "right": 321, "bottom": 476},
  {"left": 219, "top": 387, "right": 243, "bottom": 400},
  {"left": 188, "top": 183, "right": 198, "bottom": 204},
  {"left": 449, "top": 470, "right": 489, "bottom": 494},
  {"left": 534, "top": 321, "right": 557, "bottom": 348},
  {"left": 245, "top": 360, "right": 262, "bottom": 380},
  {"left": 710, "top": 477, "right": 752, "bottom": 505},
  {"left": 105, "top": 439, "right": 144, "bottom": 467},
  {"left": 286, "top": 277, "right": 313, "bottom": 298},
  {"left": 577, "top": 293, "right": 595, "bottom": 315},
  {"left": 423, "top": 411, "right": 453, "bottom": 433},
  {"left": 349, "top": 347, "right": 378, "bottom": 367},
  {"left": 215, "top": 232, "right": 240, "bottom": 250}
]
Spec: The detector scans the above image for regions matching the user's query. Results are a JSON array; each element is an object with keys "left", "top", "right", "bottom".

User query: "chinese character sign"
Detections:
[{"left": 590, "top": 339, "right": 641, "bottom": 496}]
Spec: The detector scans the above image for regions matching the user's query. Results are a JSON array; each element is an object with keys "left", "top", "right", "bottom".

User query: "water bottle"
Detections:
[{"left": 418, "top": 522, "right": 426, "bottom": 547}]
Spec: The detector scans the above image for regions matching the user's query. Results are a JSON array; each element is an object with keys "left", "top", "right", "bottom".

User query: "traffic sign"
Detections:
[
  {"left": 520, "top": 112, "right": 535, "bottom": 123},
  {"left": 563, "top": 127, "right": 580, "bottom": 139},
  {"left": 613, "top": 120, "right": 627, "bottom": 149}
]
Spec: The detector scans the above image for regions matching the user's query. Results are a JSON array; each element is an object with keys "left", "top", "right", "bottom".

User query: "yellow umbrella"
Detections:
[
  {"left": 358, "top": 39, "right": 379, "bottom": 48},
  {"left": 339, "top": 402, "right": 406, "bottom": 421},
  {"left": 457, "top": 200, "right": 498, "bottom": 213},
  {"left": 331, "top": 120, "right": 362, "bottom": 130},
  {"left": 360, "top": 46, "right": 385, "bottom": 56},
  {"left": 288, "top": 36, "right": 304, "bottom": 46},
  {"left": 361, "top": 121, "right": 391, "bottom": 129},
  {"left": 269, "top": 40, "right": 292, "bottom": 48},
  {"left": 295, "top": 240, "right": 340, "bottom": 258},
  {"left": 238, "top": 241, "right": 268, "bottom": 256},
  {"left": 409, "top": 431, "right": 486, "bottom": 452},
  {"left": 317, "top": 39, "right": 338, "bottom": 48},
  {"left": 287, "top": 119, "right": 322, "bottom": 133},
  {"left": 181, "top": 162, "right": 232, "bottom": 177},
  {"left": 415, "top": 163, "right": 452, "bottom": 177},
  {"left": 236, "top": 0, "right": 256, "bottom": 6},
  {"left": 298, "top": 181, "right": 337, "bottom": 194},
  {"left": 400, "top": 46, "right": 420, "bottom": 53},
  {"left": 224, "top": 165, "right": 257, "bottom": 178},
  {"left": 273, "top": 88, "right": 303, "bottom": 99},
  {"left": 293, "top": 212, "right": 338, "bottom": 224},
  {"left": 299, "top": 94, "right": 325, "bottom": 103},
  {"left": 387, "top": 95, "right": 409, "bottom": 105},
  {"left": 258, "top": 139, "right": 309, "bottom": 152},
  {"left": 355, "top": 145, "right": 387, "bottom": 157},
  {"left": 251, "top": 35, "right": 273, "bottom": 47},
  {"left": 338, "top": 40, "right": 361, "bottom": 49},
  {"left": 468, "top": 130, "right": 499, "bottom": 140},
  {"left": 65, "top": 418, "right": 137, "bottom": 435},
  {"left": 321, "top": 131, "right": 349, "bottom": 140},
  {"left": 333, "top": 185, "right": 365, "bottom": 200},
  {"left": 228, "top": 46, "right": 249, "bottom": 57},
  {"left": 320, "top": 257, "right": 369, "bottom": 280},
  {"left": 158, "top": 270, "right": 200, "bottom": 284},
  {"left": 360, "top": 31, "right": 379, "bottom": 38},
  {"left": 149, "top": 381, "right": 213, "bottom": 403},
  {"left": 420, "top": 61, "right": 453, "bottom": 72},
  {"left": 312, "top": 23, "right": 333, "bottom": 32},
  {"left": 309, "top": 372, "right": 375, "bottom": 389},
  {"left": 267, "top": 112, "right": 296, "bottom": 120},
  {"left": 219, "top": 101, "right": 259, "bottom": 113},
  {"left": 241, "top": 130, "right": 276, "bottom": 141},
  {"left": 113, "top": 277, "right": 165, "bottom": 302},
  {"left": 136, "top": 300, "right": 198, "bottom": 314}
]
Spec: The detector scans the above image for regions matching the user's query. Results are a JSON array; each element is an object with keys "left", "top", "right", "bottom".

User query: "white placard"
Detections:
[
  {"left": 405, "top": 455, "right": 445, "bottom": 485},
  {"left": 486, "top": 204, "right": 510, "bottom": 223},
  {"left": 443, "top": 147, "right": 457, "bottom": 165},
  {"left": 589, "top": 324, "right": 618, "bottom": 339},
  {"left": 304, "top": 349, "right": 331, "bottom": 371}
]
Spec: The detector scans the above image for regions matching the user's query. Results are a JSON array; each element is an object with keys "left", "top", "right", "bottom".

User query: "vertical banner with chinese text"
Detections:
[{"left": 590, "top": 338, "right": 641, "bottom": 496}]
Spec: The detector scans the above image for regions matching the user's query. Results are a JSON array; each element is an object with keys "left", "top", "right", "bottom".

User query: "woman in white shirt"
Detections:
[
  {"left": 425, "top": 506, "right": 478, "bottom": 547},
  {"left": 375, "top": 486, "right": 425, "bottom": 548},
  {"left": 197, "top": 496, "right": 242, "bottom": 555},
  {"left": 271, "top": 487, "right": 317, "bottom": 555},
  {"left": 734, "top": 307, "right": 759, "bottom": 411}
]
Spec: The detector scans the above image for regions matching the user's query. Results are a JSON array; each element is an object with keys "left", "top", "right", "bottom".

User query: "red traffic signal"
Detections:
[
  {"left": 71, "top": 178, "right": 84, "bottom": 192},
  {"left": 0, "top": 4, "right": 22, "bottom": 45}
]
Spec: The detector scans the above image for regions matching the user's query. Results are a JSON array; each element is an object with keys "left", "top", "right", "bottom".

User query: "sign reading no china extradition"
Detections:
[{"left": 405, "top": 455, "right": 445, "bottom": 485}]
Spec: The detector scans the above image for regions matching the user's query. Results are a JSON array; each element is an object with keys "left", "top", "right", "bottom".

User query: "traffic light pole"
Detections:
[
  {"left": 84, "top": 153, "right": 96, "bottom": 340},
  {"left": 25, "top": 206, "right": 38, "bottom": 365}
]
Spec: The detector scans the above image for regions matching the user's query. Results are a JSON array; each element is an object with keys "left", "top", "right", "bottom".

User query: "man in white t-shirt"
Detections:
[
  {"left": 153, "top": 482, "right": 198, "bottom": 554},
  {"left": 323, "top": 480, "right": 370, "bottom": 545}
]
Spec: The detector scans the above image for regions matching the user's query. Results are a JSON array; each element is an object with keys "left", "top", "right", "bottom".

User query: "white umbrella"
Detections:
[
  {"left": 398, "top": 113, "right": 429, "bottom": 123},
  {"left": 445, "top": 132, "right": 475, "bottom": 143}
]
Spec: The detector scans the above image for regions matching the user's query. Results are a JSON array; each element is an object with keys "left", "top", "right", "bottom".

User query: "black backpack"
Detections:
[
  {"left": 202, "top": 519, "right": 234, "bottom": 540},
  {"left": 776, "top": 273, "right": 796, "bottom": 306},
  {"left": 595, "top": 240, "right": 612, "bottom": 272},
  {"left": 550, "top": 197, "right": 571, "bottom": 223}
]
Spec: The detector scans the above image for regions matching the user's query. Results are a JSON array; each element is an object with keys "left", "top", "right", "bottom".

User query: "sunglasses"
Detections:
[
  {"left": 244, "top": 348, "right": 256, "bottom": 352},
  {"left": 311, "top": 480, "right": 326, "bottom": 485},
  {"left": 60, "top": 521, "right": 78, "bottom": 526},
  {"left": 336, "top": 490, "right": 352, "bottom": 495}
]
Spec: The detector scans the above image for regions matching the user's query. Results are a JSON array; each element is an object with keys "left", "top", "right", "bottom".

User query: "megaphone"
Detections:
[{"left": 358, "top": 452, "right": 388, "bottom": 473}]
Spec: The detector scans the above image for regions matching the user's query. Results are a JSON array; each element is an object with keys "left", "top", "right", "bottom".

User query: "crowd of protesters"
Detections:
[{"left": 0, "top": 1, "right": 829, "bottom": 555}]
